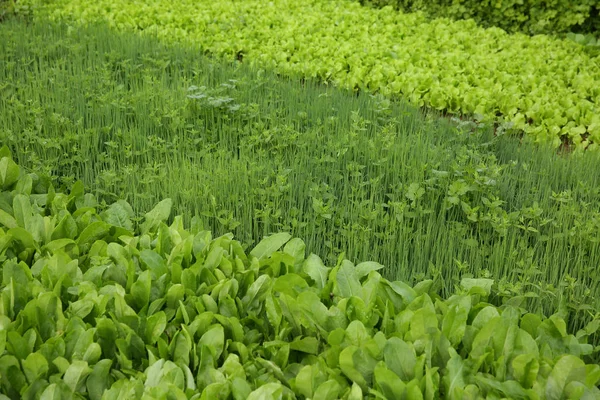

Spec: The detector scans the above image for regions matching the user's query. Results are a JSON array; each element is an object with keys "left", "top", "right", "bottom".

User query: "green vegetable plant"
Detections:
[
  {"left": 2, "top": 20, "right": 600, "bottom": 337},
  {"left": 0, "top": 149, "right": 599, "bottom": 399},
  {"left": 359, "top": 0, "right": 600, "bottom": 35},
  {"left": 13, "top": 0, "right": 600, "bottom": 149}
]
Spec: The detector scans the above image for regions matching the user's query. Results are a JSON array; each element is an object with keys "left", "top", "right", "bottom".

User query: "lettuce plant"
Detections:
[
  {"left": 14, "top": 0, "right": 600, "bottom": 149},
  {"left": 1, "top": 150, "right": 599, "bottom": 399}
]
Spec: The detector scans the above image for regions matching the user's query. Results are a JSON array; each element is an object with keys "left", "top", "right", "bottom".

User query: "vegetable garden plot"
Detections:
[
  {"left": 2, "top": 20, "right": 600, "bottom": 338},
  {"left": 0, "top": 150, "right": 599, "bottom": 399},
  {"left": 14, "top": 0, "right": 600, "bottom": 150}
]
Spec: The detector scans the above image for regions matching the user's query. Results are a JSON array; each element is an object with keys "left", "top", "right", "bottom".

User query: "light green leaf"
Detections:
[
  {"left": 442, "top": 295, "right": 471, "bottom": 347},
  {"left": 76, "top": 221, "right": 110, "bottom": 247},
  {"left": 247, "top": 382, "right": 284, "bottom": 400},
  {"left": 289, "top": 336, "right": 319, "bottom": 354},
  {"left": 87, "top": 359, "right": 113, "bottom": 400},
  {"left": 374, "top": 363, "right": 407, "bottom": 399},
  {"left": 249, "top": 232, "right": 291, "bottom": 261},
  {"left": 354, "top": 261, "right": 384, "bottom": 279},
  {"left": 313, "top": 379, "right": 342, "bottom": 400},
  {"left": 242, "top": 274, "right": 271, "bottom": 312},
  {"left": 336, "top": 260, "right": 362, "bottom": 299},
  {"left": 384, "top": 337, "right": 416, "bottom": 381},
  {"left": 511, "top": 353, "right": 539, "bottom": 389},
  {"left": 63, "top": 360, "right": 91, "bottom": 393},
  {"left": 141, "top": 198, "right": 172, "bottom": 234},
  {"left": 460, "top": 278, "right": 494, "bottom": 296},
  {"left": 145, "top": 311, "right": 167, "bottom": 345},
  {"left": 22, "top": 352, "right": 49, "bottom": 383},
  {"left": 199, "top": 325, "right": 225, "bottom": 360},
  {"left": 302, "top": 253, "right": 330, "bottom": 290},
  {"left": 0, "top": 157, "right": 19, "bottom": 190},
  {"left": 546, "top": 355, "right": 587, "bottom": 400}
]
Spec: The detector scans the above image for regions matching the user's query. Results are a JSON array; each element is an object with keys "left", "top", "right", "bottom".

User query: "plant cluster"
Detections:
[
  {"left": 13, "top": 0, "right": 600, "bottom": 150},
  {"left": 1, "top": 149, "right": 600, "bottom": 399},
  {"left": 358, "top": 0, "right": 600, "bottom": 35},
  {"left": 2, "top": 21, "right": 600, "bottom": 336}
]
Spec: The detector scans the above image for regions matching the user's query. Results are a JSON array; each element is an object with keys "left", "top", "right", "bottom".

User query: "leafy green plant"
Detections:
[
  {"left": 13, "top": 0, "right": 600, "bottom": 149},
  {"left": 359, "top": 0, "right": 600, "bottom": 35},
  {"left": 0, "top": 150, "right": 599, "bottom": 399},
  {"left": 2, "top": 20, "right": 600, "bottom": 337}
]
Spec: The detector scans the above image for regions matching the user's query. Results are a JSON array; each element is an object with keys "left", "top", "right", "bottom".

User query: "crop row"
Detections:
[
  {"left": 3, "top": 20, "right": 600, "bottom": 333},
  {"left": 358, "top": 0, "right": 600, "bottom": 35},
  {"left": 16, "top": 0, "right": 600, "bottom": 150},
  {"left": 0, "top": 150, "right": 599, "bottom": 399}
]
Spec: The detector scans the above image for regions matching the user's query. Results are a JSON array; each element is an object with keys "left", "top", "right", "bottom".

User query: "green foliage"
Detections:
[
  {"left": 2, "top": 20, "right": 600, "bottom": 335},
  {"left": 0, "top": 152, "right": 599, "bottom": 399},
  {"left": 360, "top": 0, "right": 600, "bottom": 35},
  {"left": 12, "top": 0, "right": 600, "bottom": 149}
]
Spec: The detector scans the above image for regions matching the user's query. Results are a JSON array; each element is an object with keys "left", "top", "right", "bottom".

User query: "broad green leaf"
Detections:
[
  {"left": 283, "top": 237, "right": 306, "bottom": 268},
  {"left": 273, "top": 273, "right": 308, "bottom": 296},
  {"left": 345, "top": 296, "right": 370, "bottom": 326},
  {"left": 8, "top": 227, "right": 35, "bottom": 250},
  {"left": 103, "top": 202, "right": 134, "bottom": 231},
  {"left": 145, "top": 311, "right": 167, "bottom": 344},
  {"left": 22, "top": 352, "right": 49, "bottom": 383},
  {"left": 472, "top": 306, "right": 500, "bottom": 330},
  {"left": 347, "top": 382, "right": 363, "bottom": 400},
  {"left": 130, "top": 270, "right": 152, "bottom": 310},
  {"left": 52, "top": 213, "right": 78, "bottom": 240},
  {"left": 460, "top": 278, "right": 494, "bottom": 296},
  {"left": 166, "top": 284, "right": 185, "bottom": 309},
  {"left": 345, "top": 320, "right": 370, "bottom": 346},
  {"left": 313, "top": 379, "right": 342, "bottom": 400},
  {"left": 408, "top": 298, "right": 439, "bottom": 341},
  {"left": 200, "top": 382, "right": 231, "bottom": 400},
  {"left": 249, "top": 232, "right": 291, "bottom": 261},
  {"left": 425, "top": 366, "right": 440, "bottom": 400},
  {"left": 382, "top": 280, "right": 417, "bottom": 308},
  {"left": 83, "top": 343, "right": 102, "bottom": 364},
  {"left": 511, "top": 353, "right": 539, "bottom": 389},
  {"left": 546, "top": 355, "right": 587, "bottom": 400},
  {"left": 354, "top": 261, "right": 384, "bottom": 280},
  {"left": 77, "top": 221, "right": 110, "bottom": 247},
  {"left": 241, "top": 274, "right": 271, "bottom": 312},
  {"left": 39, "top": 384, "right": 61, "bottom": 400},
  {"left": 265, "top": 293, "right": 282, "bottom": 332},
  {"left": 0, "top": 209, "right": 17, "bottom": 229},
  {"left": 141, "top": 199, "right": 172, "bottom": 234},
  {"left": 139, "top": 249, "right": 168, "bottom": 277},
  {"left": 231, "top": 377, "right": 252, "bottom": 400},
  {"left": 302, "top": 253, "right": 329, "bottom": 290},
  {"left": 199, "top": 325, "right": 225, "bottom": 360},
  {"left": 247, "top": 382, "right": 284, "bottom": 400},
  {"left": 443, "top": 349, "right": 467, "bottom": 399},
  {"left": 339, "top": 345, "right": 377, "bottom": 391},
  {"left": 289, "top": 336, "right": 319, "bottom": 354},
  {"left": 145, "top": 359, "right": 185, "bottom": 390},
  {"left": 442, "top": 295, "right": 471, "bottom": 347},
  {"left": 295, "top": 365, "right": 316, "bottom": 398},
  {"left": 63, "top": 360, "right": 91, "bottom": 393},
  {"left": 170, "top": 329, "right": 192, "bottom": 366},
  {"left": 336, "top": 260, "right": 362, "bottom": 299},
  {"left": 585, "top": 364, "right": 600, "bottom": 387},
  {"left": 101, "top": 378, "right": 143, "bottom": 399},
  {"left": 0, "top": 157, "right": 19, "bottom": 190},
  {"left": 473, "top": 375, "right": 528, "bottom": 399},
  {"left": 87, "top": 359, "right": 113, "bottom": 400},
  {"left": 374, "top": 363, "right": 407, "bottom": 399},
  {"left": 7, "top": 331, "right": 31, "bottom": 359},
  {"left": 13, "top": 194, "right": 32, "bottom": 230},
  {"left": 384, "top": 337, "right": 416, "bottom": 381}
]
